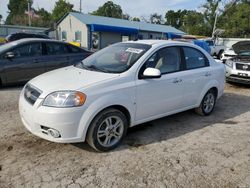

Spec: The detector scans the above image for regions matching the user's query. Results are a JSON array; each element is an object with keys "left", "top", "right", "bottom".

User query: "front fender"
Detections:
[{"left": 77, "top": 93, "right": 135, "bottom": 141}]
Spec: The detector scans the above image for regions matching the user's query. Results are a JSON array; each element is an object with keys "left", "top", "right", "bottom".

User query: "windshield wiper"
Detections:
[{"left": 84, "top": 64, "right": 111, "bottom": 73}]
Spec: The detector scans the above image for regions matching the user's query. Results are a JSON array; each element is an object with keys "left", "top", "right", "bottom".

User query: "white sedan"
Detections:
[{"left": 19, "top": 40, "right": 225, "bottom": 151}]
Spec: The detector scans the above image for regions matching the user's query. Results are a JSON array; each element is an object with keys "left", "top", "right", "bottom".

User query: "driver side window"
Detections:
[{"left": 139, "top": 47, "right": 181, "bottom": 76}]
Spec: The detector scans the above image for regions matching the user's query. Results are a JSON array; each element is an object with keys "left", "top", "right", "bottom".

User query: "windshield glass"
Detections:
[
  {"left": 75, "top": 43, "right": 151, "bottom": 73},
  {"left": 0, "top": 41, "right": 18, "bottom": 52}
]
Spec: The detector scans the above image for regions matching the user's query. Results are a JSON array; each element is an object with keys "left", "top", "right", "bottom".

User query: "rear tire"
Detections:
[
  {"left": 86, "top": 108, "right": 128, "bottom": 152},
  {"left": 195, "top": 89, "right": 217, "bottom": 116}
]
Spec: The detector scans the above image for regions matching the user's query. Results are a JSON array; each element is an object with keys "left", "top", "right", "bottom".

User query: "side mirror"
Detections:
[
  {"left": 142, "top": 68, "right": 161, "bottom": 79},
  {"left": 5, "top": 52, "right": 15, "bottom": 59}
]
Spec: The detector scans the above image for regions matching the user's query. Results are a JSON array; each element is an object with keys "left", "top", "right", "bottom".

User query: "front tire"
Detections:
[
  {"left": 195, "top": 89, "right": 216, "bottom": 116},
  {"left": 86, "top": 108, "right": 128, "bottom": 151},
  {"left": 217, "top": 50, "right": 224, "bottom": 60}
]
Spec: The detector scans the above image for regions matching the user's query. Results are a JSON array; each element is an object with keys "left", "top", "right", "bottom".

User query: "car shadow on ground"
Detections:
[
  {"left": 226, "top": 81, "right": 250, "bottom": 88},
  {"left": 73, "top": 91, "right": 250, "bottom": 152}
]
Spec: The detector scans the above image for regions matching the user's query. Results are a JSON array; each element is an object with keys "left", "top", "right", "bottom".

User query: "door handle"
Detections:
[
  {"left": 205, "top": 72, "right": 211, "bottom": 77},
  {"left": 173, "top": 78, "right": 182, "bottom": 83},
  {"left": 33, "top": 59, "right": 39, "bottom": 63}
]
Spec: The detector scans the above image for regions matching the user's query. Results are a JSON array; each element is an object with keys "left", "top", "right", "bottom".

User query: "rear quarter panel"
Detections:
[{"left": 197, "top": 59, "right": 225, "bottom": 105}]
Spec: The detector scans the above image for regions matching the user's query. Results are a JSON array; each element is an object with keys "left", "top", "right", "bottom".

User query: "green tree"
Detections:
[
  {"left": 181, "top": 11, "right": 209, "bottom": 36},
  {"left": 218, "top": 0, "right": 250, "bottom": 37},
  {"left": 132, "top": 17, "right": 140, "bottom": 22},
  {"left": 52, "top": 0, "right": 74, "bottom": 22},
  {"left": 32, "top": 8, "right": 53, "bottom": 27},
  {"left": 150, "top": 13, "right": 163, "bottom": 24},
  {"left": 6, "top": 0, "right": 33, "bottom": 25},
  {"left": 202, "top": 0, "right": 222, "bottom": 36},
  {"left": 165, "top": 10, "right": 187, "bottom": 29},
  {"left": 122, "top": 13, "right": 130, "bottom": 20},
  {"left": 92, "top": 1, "right": 123, "bottom": 19}
]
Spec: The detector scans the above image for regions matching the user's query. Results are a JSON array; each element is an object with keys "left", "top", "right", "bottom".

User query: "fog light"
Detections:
[{"left": 47, "top": 129, "right": 61, "bottom": 138}]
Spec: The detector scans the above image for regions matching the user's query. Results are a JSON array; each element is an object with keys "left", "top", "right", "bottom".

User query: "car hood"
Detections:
[
  {"left": 29, "top": 66, "right": 119, "bottom": 97},
  {"left": 232, "top": 41, "right": 250, "bottom": 54}
]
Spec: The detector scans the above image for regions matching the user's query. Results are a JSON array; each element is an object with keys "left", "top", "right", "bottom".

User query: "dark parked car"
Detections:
[
  {"left": 0, "top": 38, "right": 92, "bottom": 86},
  {"left": 5, "top": 32, "right": 50, "bottom": 42}
]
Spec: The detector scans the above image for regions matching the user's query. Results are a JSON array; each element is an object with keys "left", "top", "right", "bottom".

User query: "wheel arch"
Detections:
[
  {"left": 210, "top": 87, "right": 218, "bottom": 99},
  {"left": 197, "top": 80, "right": 219, "bottom": 107},
  {"left": 78, "top": 94, "right": 135, "bottom": 142}
]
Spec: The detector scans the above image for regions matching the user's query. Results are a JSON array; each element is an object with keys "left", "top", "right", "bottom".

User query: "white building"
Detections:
[{"left": 57, "top": 12, "right": 185, "bottom": 50}]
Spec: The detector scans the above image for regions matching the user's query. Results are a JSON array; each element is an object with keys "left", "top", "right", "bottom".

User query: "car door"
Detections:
[
  {"left": 66, "top": 44, "right": 92, "bottom": 64},
  {"left": 44, "top": 42, "right": 70, "bottom": 72},
  {"left": 2, "top": 42, "right": 45, "bottom": 84},
  {"left": 135, "top": 46, "right": 185, "bottom": 122},
  {"left": 180, "top": 46, "right": 212, "bottom": 108}
]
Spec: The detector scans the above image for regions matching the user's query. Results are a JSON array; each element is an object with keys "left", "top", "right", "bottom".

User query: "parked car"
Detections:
[
  {"left": 19, "top": 40, "right": 225, "bottom": 151},
  {"left": 204, "top": 39, "right": 225, "bottom": 59},
  {"left": 225, "top": 41, "right": 250, "bottom": 84},
  {"left": 221, "top": 48, "right": 236, "bottom": 63},
  {"left": 5, "top": 32, "right": 50, "bottom": 42},
  {"left": 0, "top": 38, "right": 92, "bottom": 86}
]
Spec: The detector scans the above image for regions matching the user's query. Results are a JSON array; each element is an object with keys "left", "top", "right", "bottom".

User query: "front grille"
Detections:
[
  {"left": 230, "top": 74, "right": 250, "bottom": 80},
  {"left": 24, "top": 84, "right": 42, "bottom": 105},
  {"left": 236, "top": 63, "right": 250, "bottom": 71}
]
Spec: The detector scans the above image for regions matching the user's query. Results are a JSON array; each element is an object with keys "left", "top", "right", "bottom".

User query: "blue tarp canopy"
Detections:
[
  {"left": 193, "top": 40, "right": 211, "bottom": 54},
  {"left": 90, "top": 24, "right": 139, "bottom": 34},
  {"left": 167, "top": 32, "right": 183, "bottom": 39}
]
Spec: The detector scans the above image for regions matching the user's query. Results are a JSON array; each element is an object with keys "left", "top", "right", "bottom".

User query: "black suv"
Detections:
[{"left": 5, "top": 32, "right": 50, "bottom": 42}]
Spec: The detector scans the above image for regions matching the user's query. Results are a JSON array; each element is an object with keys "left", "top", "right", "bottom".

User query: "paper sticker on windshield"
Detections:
[{"left": 126, "top": 48, "right": 144, "bottom": 54}]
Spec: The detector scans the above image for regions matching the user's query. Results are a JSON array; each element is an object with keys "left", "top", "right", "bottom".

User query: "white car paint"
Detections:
[{"left": 19, "top": 40, "right": 225, "bottom": 144}]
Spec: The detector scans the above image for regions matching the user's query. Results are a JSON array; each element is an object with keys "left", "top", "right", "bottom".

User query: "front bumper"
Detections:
[
  {"left": 225, "top": 65, "right": 250, "bottom": 84},
  {"left": 19, "top": 92, "right": 86, "bottom": 143}
]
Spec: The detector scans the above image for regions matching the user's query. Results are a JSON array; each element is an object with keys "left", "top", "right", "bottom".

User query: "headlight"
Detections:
[
  {"left": 225, "top": 59, "right": 233, "bottom": 68},
  {"left": 43, "top": 91, "right": 86, "bottom": 107}
]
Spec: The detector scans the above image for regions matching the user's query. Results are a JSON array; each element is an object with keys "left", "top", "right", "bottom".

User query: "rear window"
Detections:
[
  {"left": 45, "top": 42, "right": 69, "bottom": 55},
  {"left": 67, "top": 45, "right": 83, "bottom": 53},
  {"left": 183, "top": 47, "right": 208, "bottom": 69}
]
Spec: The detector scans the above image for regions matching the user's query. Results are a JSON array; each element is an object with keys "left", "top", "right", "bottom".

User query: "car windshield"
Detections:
[
  {"left": 75, "top": 43, "right": 151, "bottom": 73},
  {"left": 0, "top": 41, "right": 18, "bottom": 52}
]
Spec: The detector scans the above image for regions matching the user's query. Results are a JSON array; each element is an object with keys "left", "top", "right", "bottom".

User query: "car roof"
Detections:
[
  {"left": 125, "top": 39, "right": 197, "bottom": 47},
  {"left": 0, "top": 38, "right": 70, "bottom": 52},
  {"left": 10, "top": 38, "right": 60, "bottom": 43}
]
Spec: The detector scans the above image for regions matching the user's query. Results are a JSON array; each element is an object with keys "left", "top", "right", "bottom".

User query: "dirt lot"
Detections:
[{"left": 0, "top": 83, "right": 250, "bottom": 188}]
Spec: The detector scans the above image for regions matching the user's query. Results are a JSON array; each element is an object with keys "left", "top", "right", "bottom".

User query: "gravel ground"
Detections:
[{"left": 0, "top": 83, "right": 250, "bottom": 188}]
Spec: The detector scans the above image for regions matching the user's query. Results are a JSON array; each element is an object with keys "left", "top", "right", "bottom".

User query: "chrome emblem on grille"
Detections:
[{"left": 243, "top": 65, "right": 248, "bottom": 70}]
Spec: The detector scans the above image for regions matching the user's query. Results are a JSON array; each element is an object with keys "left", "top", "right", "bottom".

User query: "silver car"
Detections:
[{"left": 225, "top": 41, "right": 250, "bottom": 84}]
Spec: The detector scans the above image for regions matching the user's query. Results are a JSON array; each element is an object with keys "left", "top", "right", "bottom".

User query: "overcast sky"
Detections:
[{"left": 0, "top": 0, "right": 205, "bottom": 21}]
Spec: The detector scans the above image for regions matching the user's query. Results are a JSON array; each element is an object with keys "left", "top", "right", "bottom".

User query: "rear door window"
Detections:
[
  {"left": 183, "top": 47, "right": 209, "bottom": 70},
  {"left": 67, "top": 45, "right": 83, "bottom": 53},
  {"left": 45, "top": 42, "right": 69, "bottom": 55},
  {"left": 11, "top": 43, "right": 42, "bottom": 58}
]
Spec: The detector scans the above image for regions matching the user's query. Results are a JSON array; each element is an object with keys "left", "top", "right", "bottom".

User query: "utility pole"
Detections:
[
  {"left": 212, "top": 6, "right": 219, "bottom": 38},
  {"left": 28, "top": 1, "right": 31, "bottom": 26},
  {"left": 80, "top": 0, "right": 82, "bottom": 13}
]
